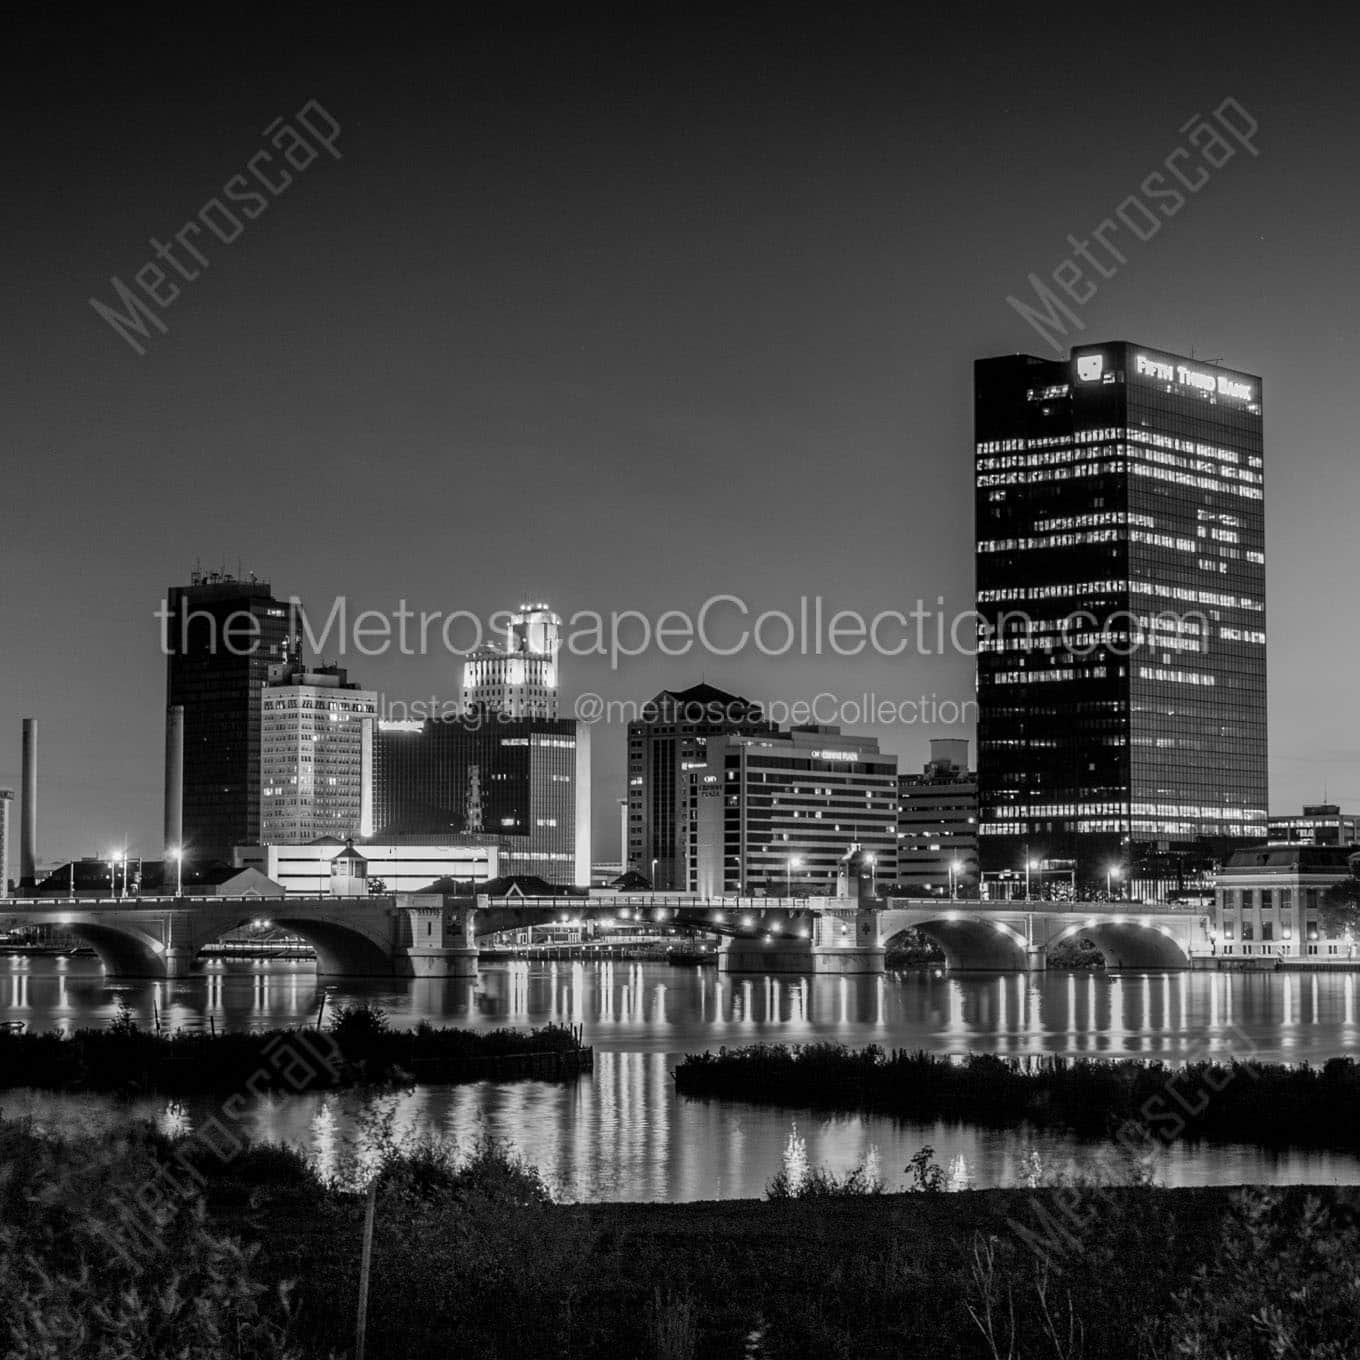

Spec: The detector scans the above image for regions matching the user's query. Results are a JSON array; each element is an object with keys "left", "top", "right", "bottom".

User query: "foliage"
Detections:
[
  {"left": 1145, "top": 1189, "right": 1360, "bottom": 1358},
  {"left": 1319, "top": 877, "right": 1360, "bottom": 937},
  {"left": 0, "top": 1119, "right": 305, "bottom": 1360},
  {"left": 675, "top": 1042, "right": 1360, "bottom": 1152},
  {"left": 906, "top": 1144, "right": 946, "bottom": 1192},
  {"left": 0, "top": 1018, "right": 587, "bottom": 1095}
]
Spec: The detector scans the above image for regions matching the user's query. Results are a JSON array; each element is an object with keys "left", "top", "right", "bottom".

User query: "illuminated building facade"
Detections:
[
  {"left": 626, "top": 683, "right": 775, "bottom": 889},
  {"left": 1267, "top": 804, "right": 1360, "bottom": 847},
  {"left": 260, "top": 664, "right": 377, "bottom": 844},
  {"left": 461, "top": 603, "right": 561, "bottom": 718},
  {"left": 1214, "top": 844, "right": 1356, "bottom": 960},
  {"left": 687, "top": 726, "right": 899, "bottom": 897},
  {"left": 894, "top": 739, "right": 979, "bottom": 896},
  {"left": 165, "top": 571, "right": 301, "bottom": 864},
  {"left": 373, "top": 715, "right": 589, "bottom": 885},
  {"left": 975, "top": 342, "right": 1266, "bottom": 894}
]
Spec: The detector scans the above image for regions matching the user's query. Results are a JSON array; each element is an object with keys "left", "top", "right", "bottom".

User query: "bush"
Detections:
[{"left": 0, "top": 1119, "right": 305, "bottom": 1360}]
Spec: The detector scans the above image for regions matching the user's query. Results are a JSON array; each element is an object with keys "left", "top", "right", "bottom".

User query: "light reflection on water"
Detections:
[{"left": 5, "top": 958, "right": 1360, "bottom": 1200}]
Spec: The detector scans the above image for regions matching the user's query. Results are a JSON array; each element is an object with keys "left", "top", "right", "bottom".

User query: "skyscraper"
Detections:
[
  {"left": 461, "top": 603, "right": 561, "bottom": 718},
  {"left": 626, "top": 683, "right": 775, "bottom": 889},
  {"left": 260, "top": 663, "right": 377, "bottom": 844},
  {"left": 974, "top": 341, "right": 1266, "bottom": 895},
  {"left": 164, "top": 570, "right": 301, "bottom": 863}
]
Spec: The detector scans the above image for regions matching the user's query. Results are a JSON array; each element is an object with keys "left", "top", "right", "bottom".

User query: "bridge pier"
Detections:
[{"left": 719, "top": 907, "right": 887, "bottom": 975}]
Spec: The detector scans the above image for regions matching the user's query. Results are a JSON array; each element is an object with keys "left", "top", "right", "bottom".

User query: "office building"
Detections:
[
  {"left": 626, "top": 683, "right": 776, "bottom": 888},
  {"left": 374, "top": 715, "right": 590, "bottom": 884},
  {"left": 261, "top": 663, "right": 378, "bottom": 844},
  {"left": 686, "top": 725, "right": 898, "bottom": 897},
  {"left": 975, "top": 341, "right": 1267, "bottom": 895},
  {"left": 1214, "top": 844, "right": 1358, "bottom": 960},
  {"left": 1267, "top": 804, "right": 1360, "bottom": 847},
  {"left": 461, "top": 603, "right": 561, "bottom": 718},
  {"left": 235, "top": 838, "right": 498, "bottom": 896},
  {"left": 0, "top": 789, "right": 11, "bottom": 893},
  {"left": 164, "top": 570, "right": 301, "bottom": 863},
  {"left": 895, "top": 739, "right": 979, "bottom": 896}
]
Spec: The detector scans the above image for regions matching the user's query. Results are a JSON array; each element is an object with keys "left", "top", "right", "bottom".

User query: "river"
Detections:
[{"left": 4, "top": 956, "right": 1360, "bottom": 1200}]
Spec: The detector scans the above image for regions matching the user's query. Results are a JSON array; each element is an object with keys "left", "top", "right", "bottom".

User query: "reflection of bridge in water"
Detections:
[{"left": 0, "top": 891, "right": 1212, "bottom": 979}]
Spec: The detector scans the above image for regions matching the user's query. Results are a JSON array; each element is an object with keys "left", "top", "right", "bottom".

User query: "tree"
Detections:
[{"left": 1319, "top": 876, "right": 1360, "bottom": 938}]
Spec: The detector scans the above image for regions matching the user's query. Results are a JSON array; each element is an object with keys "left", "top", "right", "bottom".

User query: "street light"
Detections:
[
  {"left": 949, "top": 858, "right": 962, "bottom": 901},
  {"left": 169, "top": 847, "right": 183, "bottom": 897},
  {"left": 786, "top": 854, "right": 802, "bottom": 898},
  {"left": 110, "top": 851, "right": 125, "bottom": 900},
  {"left": 1025, "top": 858, "right": 1039, "bottom": 901},
  {"left": 1107, "top": 864, "right": 1122, "bottom": 900}
]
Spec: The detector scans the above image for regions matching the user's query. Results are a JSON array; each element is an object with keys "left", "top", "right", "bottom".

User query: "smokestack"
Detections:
[
  {"left": 20, "top": 719, "right": 36, "bottom": 892},
  {"left": 164, "top": 705, "right": 184, "bottom": 859}
]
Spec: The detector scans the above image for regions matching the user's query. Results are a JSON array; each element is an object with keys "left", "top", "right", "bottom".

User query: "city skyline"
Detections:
[{"left": 6, "top": 9, "right": 1360, "bottom": 862}]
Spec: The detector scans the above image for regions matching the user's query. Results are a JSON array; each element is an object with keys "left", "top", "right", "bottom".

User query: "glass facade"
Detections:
[
  {"left": 373, "top": 715, "right": 582, "bottom": 883},
  {"left": 165, "top": 573, "right": 301, "bottom": 865},
  {"left": 975, "top": 341, "right": 1266, "bottom": 891}
]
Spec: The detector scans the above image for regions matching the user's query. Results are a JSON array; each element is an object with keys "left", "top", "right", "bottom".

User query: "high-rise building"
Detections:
[
  {"left": 895, "top": 739, "right": 979, "bottom": 896},
  {"left": 260, "top": 663, "right": 378, "bottom": 844},
  {"left": 164, "top": 570, "right": 301, "bottom": 863},
  {"left": 0, "top": 788, "right": 11, "bottom": 893},
  {"left": 373, "top": 715, "right": 589, "bottom": 884},
  {"left": 461, "top": 603, "right": 561, "bottom": 718},
  {"left": 687, "top": 726, "right": 899, "bottom": 896},
  {"left": 975, "top": 341, "right": 1267, "bottom": 895},
  {"left": 626, "top": 683, "right": 776, "bottom": 888}
]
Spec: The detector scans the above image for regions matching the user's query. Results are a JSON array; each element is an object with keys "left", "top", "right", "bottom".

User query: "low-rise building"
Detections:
[
  {"left": 1214, "top": 844, "right": 1358, "bottom": 960},
  {"left": 1266, "top": 804, "right": 1360, "bottom": 847},
  {"left": 234, "top": 837, "right": 498, "bottom": 896}
]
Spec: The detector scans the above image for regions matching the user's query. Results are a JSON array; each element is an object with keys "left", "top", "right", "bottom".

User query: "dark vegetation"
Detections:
[
  {"left": 2, "top": 1112, "right": 1360, "bottom": 1358},
  {"left": 674, "top": 1042, "right": 1360, "bottom": 1151},
  {"left": 0, "top": 1001, "right": 589, "bottom": 1094}
]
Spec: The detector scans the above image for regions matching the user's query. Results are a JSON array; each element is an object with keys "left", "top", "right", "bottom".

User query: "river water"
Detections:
[{"left": 4, "top": 956, "right": 1360, "bottom": 1201}]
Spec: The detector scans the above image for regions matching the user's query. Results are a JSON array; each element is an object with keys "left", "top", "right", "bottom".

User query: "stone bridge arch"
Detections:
[
  {"left": 880, "top": 912, "right": 1031, "bottom": 971},
  {"left": 1048, "top": 919, "right": 1190, "bottom": 970},
  {"left": 205, "top": 912, "right": 396, "bottom": 977},
  {"left": 60, "top": 920, "right": 170, "bottom": 978}
]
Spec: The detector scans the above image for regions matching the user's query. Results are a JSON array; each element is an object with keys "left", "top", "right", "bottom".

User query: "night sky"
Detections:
[{"left": 4, "top": 4, "right": 1359, "bottom": 861}]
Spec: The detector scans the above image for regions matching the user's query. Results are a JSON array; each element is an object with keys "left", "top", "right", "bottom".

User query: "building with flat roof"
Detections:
[
  {"left": 234, "top": 838, "right": 499, "bottom": 896},
  {"left": 1214, "top": 844, "right": 1358, "bottom": 961},
  {"left": 1267, "top": 804, "right": 1360, "bottom": 847},
  {"left": 895, "top": 739, "right": 978, "bottom": 897},
  {"left": 626, "top": 683, "right": 776, "bottom": 888},
  {"left": 687, "top": 726, "right": 898, "bottom": 897},
  {"left": 164, "top": 569, "right": 301, "bottom": 863},
  {"left": 261, "top": 663, "right": 377, "bottom": 844},
  {"left": 374, "top": 714, "right": 589, "bottom": 885},
  {"left": 975, "top": 341, "right": 1266, "bottom": 896}
]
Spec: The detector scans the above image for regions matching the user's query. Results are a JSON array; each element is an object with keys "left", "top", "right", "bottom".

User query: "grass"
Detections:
[
  {"left": 673, "top": 1042, "right": 1360, "bottom": 1151},
  {"left": 4, "top": 1111, "right": 1360, "bottom": 1358}
]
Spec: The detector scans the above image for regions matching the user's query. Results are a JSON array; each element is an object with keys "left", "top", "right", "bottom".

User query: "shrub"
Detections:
[{"left": 0, "top": 1120, "right": 305, "bottom": 1360}]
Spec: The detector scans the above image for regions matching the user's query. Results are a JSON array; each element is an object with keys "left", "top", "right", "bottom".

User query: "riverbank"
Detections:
[
  {"left": 674, "top": 1043, "right": 1360, "bottom": 1152},
  {"left": 0, "top": 1009, "right": 591, "bottom": 1094},
  {"left": 9, "top": 1114, "right": 1359, "bottom": 1359}
]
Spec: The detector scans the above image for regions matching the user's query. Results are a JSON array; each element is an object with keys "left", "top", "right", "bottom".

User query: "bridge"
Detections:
[{"left": 0, "top": 891, "right": 1211, "bottom": 979}]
